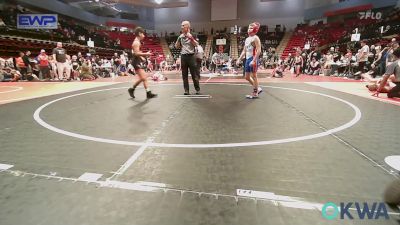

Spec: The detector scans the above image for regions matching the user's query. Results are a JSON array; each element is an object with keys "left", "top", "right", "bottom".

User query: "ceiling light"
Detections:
[{"left": 155, "top": 0, "right": 163, "bottom": 4}]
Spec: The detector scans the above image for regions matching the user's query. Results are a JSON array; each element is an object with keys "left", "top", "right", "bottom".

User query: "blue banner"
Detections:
[{"left": 17, "top": 14, "right": 58, "bottom": 29}]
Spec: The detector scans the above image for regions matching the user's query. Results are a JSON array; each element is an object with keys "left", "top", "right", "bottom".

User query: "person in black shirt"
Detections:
[
  {"left": 52, "top": 42, "right": 68, "bottom": 80},
  {"left": 22, "top": 51, "right": 30, "bottom": 72}
]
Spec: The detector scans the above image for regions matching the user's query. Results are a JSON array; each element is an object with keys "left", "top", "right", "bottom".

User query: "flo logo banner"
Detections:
[
  {"left": 17, "top": 14, "right": 58, "bottom": 29},
  {"left": 359, "top": 10, "right": 382, "bottom": 20},
  {"left": 322, "top": 202, "right": 389, "bottom": 220}
]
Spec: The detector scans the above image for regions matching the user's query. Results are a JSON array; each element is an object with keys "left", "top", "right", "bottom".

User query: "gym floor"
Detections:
[{"left": 0, "top": 72, "right": 399, "bottom": 225}]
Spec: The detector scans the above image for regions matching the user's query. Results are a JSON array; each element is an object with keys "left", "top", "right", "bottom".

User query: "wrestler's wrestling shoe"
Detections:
[
  {"left": 128, "top": 88, "right": 135, "bottom": 98},
  {"left": 257, "top": 87, "right": 263, "bottom": 95},
  {"left": 246, "top": 92, "right": 259, "bottom": 99},
  {"left": 147, "top": 91, "right": 158, "bottom": 99}
]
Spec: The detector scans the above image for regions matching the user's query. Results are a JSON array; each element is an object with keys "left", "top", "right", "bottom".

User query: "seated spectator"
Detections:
[
  {"left": 29, "top": 58, "right": 40, "bottom": 78},
  {"left": 272, "top": 61, "right": 285, "bottom": 78},
  {"left": 146, "top": 58, "right": 153, "bottom": 72},
  {"left": 80, "top": 59, "right": 95, "bottom": 81},
  {"left": 100, "top": 59, "right": 112, "bottom": 78},
  {"left": 0, "top": 67, "right": 20, "bottom": 82},
  {"left": 0, "top": 18, "right": 5, "bottom": 27},
  {"left": 0, "top": 57, "right": 5, "bottom": 69},
  {"left": 126, "top": 60, "right": 136, "bottom": 76},
  {"left": 308, "top": 57, "right": 320, "bottom": 75},
  {"left": 26, "top": 72, "right": 40, "bottom": 82},
  {"left": 5, "top": 58, "right": 13, "bottom": 68}
]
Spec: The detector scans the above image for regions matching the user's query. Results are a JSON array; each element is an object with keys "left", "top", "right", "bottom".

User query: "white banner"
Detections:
[
  {"left": 17, "top": 14, "right": 58, "bottom": 29},
  {"left": 87, "top": 40, "right": 94, "bottom": 48},
  {"left": 216, "top": 39, "right": 226, "bottom": 45},
  {"left": 351, "top": 34, "right": 361, "bottom": 42}
]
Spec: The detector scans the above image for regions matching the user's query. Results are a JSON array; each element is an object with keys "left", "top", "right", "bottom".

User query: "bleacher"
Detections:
[
  {"left": 0, "top": 35, "right": 119, "bottom": 58},
  {"left": 236, "top": 25, "right": 285, "bottom": 56},
  {"left": 280, "top": 6, "right": 400, "bottom": 59},
  {"left": 99, "top": 31, "right": 164, "bottom": 60},
  {"left": 281, "top": 18, "right": 377, "bottom": 58}
]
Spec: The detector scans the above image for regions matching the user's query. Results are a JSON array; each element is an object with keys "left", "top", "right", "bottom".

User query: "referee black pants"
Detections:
[{"left": 181, "top": 54, "right": 200, "bottom": 93}]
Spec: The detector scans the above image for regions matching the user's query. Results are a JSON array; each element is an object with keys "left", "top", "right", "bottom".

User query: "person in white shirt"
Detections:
[
  {"left": 211, "top": 52, "right": 218, "bottom": 73},
  {"left": 0, "top": 18, "right": 6, "bottom": 27},
  {"left": 119, "top": 52, "right": 127, "bottom": 76},
  {"left": 64, "top": 55, "right": 72, "bottom": 81},
  {"left": 357, "top": 40, "right": 370, "bottom": 74},
  {"left": 195, "top": 40, "right": 204, "bottom": 79}
]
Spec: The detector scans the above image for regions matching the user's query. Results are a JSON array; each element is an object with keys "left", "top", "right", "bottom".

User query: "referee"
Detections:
[{"left": 175, "top": 20, "right": 201, "bottom": 95}]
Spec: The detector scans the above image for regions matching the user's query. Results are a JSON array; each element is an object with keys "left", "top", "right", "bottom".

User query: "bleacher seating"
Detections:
[
  {"left": 281, "top": 18, "right": 376, "bottom": 58},
  {"left": 99, "top": 31, "right": 164, "bottom": 60},
  {"left": 0, "top": 35, "right": 119, "bottom": 58}
]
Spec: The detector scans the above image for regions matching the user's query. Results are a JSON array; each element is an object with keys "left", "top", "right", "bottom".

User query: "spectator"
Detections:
[
  {"left": 101, "top": 59, "right": 112, "bottom": 77},
  {"left": 119, "top": 52, "right": 127, "bottom": 76},
  {"left": 211, "top": 52, "right": 218, "bottom": 73},
  {"left": 65, "top": 55, "right": 72, "bottom": 81},
  {"left": 195, "top": 40, "right": 204, "bottom": 78},
  {"left": 48, "top": 55, "right": 57, "bottom": 80},
  {"left": 308, "top": 57, "right": 320, "bottom": 75},
  {"left": 38, "top": 49, "right": 50, "bottom": 80},
  {"left": 0, "top": 18, "right": 5, "bottom": 26},
  {"left": 356, "top": 40, "right": 370, "bottom": 76},
  {"left": 294, "top": 51, "right": 304, "bottom": 77},
  {"left": 175, "top": 56, "right": 181, "bottom": 71},
  {"left": 22, "top": 50, "right": 31, "bottom": 71},
  {"left": 52, "top": 42, "right": 68, "bottom": 80},
  {"left": 112, "top": 53, "right": 120, "bottom": 75},
  {"left": 15, "top": 52, "right": 27, "bottom": 80},
  {"left": 386, "top": 41, "right": 399, "bottom": 66},
  {"left": 0, "top": 67, "right": 20, "bottom": 82},
  {"left": 80, "top": 59, "right": 95, "bottom": 81},
  {"left": 0, "top": 57, "right": 5, "bottom": 69}
]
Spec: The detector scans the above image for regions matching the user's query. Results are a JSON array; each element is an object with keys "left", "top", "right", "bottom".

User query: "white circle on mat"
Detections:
[
  {"left": 33, "top": 83, "right": 362, "bottom": 148},
  {"left": 385, "top": 156, "right": 400, "bottom": 171},
  {"left": 0, "top": 86, "right": 23, "bottom": 94}
]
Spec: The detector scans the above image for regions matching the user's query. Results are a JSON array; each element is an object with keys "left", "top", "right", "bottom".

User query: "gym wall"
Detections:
[{"left": 155, "top": 0, "right": 305, "bottom": 33}]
